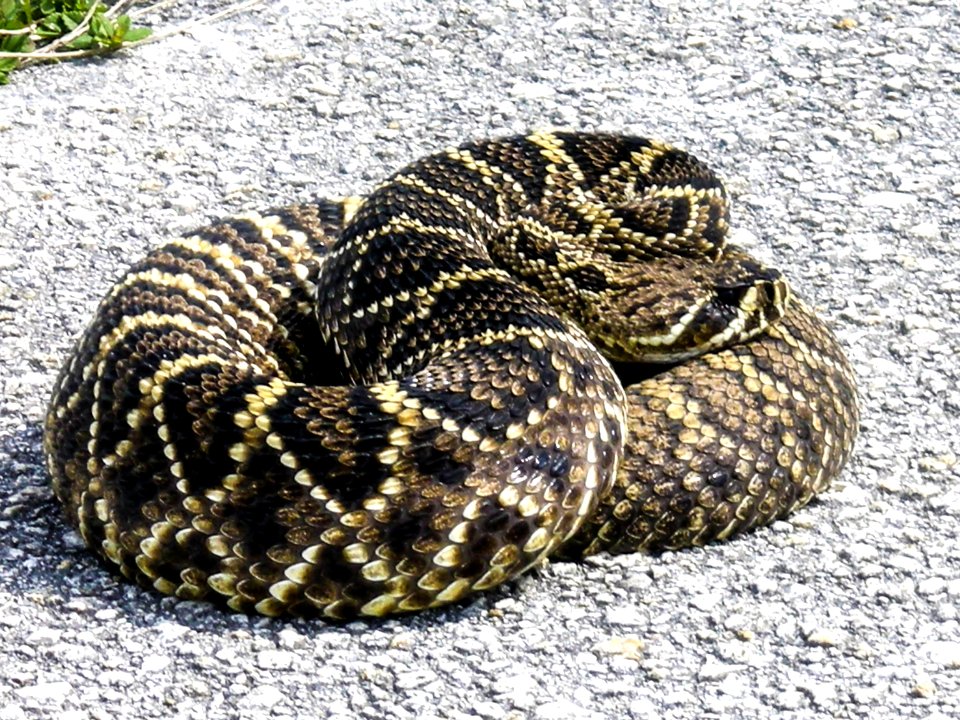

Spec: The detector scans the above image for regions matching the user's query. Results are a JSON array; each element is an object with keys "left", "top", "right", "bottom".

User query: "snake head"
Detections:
[{"left": 575, "top": 247, "right": 791, "bottom": 363}]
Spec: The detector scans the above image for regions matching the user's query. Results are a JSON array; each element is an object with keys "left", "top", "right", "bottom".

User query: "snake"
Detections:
[{"left": 43, "top": 131, "right": 859, "bottom": 619}]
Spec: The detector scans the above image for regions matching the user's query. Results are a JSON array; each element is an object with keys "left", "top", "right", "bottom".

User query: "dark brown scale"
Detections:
[
  {"left": 44, "top": 132, "right": 858, "bottom": 619},
  {"left": 552, "top": 133, "right": 657, "bottom": 192}
]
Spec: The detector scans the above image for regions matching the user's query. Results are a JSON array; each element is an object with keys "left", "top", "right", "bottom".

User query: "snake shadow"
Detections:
[
  {"left": 0, "top": 424, "right": 231, "bottom": 631},
  {"left": 0, "top": 423, "right": 89, "bottom": 597},
  {"left": 0, "top": 423, "right": 142, "bottom": 605},
  {"left": 0, "top": 423, "right": 521, "bottom": 636}
]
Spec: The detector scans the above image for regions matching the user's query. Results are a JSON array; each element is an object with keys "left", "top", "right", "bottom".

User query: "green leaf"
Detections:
[
  {"left": 65, "top": 31, "right": 92, "bottom": 49},
  {"left": 90, "top": 14, "right": 111, "bottom": 41},
  {"left": 36, "top": 16, "right": 64, "bottom": 38},
  {"left": 122, "top": 26, "right": 151, "bottom": 43},
  {"left": 0, "top": 32, "right": 29, "bottom": 53},
  {"left": 0, "top": 57, "right": 17, "bottom": 82},
  {"left": 0, "top": 0, "right": 17, "bottom": 22},
  {"left": 61, "top": 11, "right": 81, "bottom": 31},
  {"left": 0, "top": 0, "right": 152, "bottom": 82}
]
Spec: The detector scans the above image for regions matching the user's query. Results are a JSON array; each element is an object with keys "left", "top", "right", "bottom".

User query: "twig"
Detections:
[
  {"left": 18, "top": 0, "right": 102, "bottom": 65},
  {"left": 0, "top": 24, "right": 36, "bottom": 37},
  {"left": 103, "top": 0, "right": 140, "bottom": 20},
  {"left": 124, "top": 0, "right": 266, "bottom": 48},
  {"left": 128, "top": 0, "right": 182, "bottom": 21},
  {"left": 0, "top": 46, "right": 111, "bottom": 61},
  {"left": 0, "top": 0, "right": 266, "bottom": 70}
]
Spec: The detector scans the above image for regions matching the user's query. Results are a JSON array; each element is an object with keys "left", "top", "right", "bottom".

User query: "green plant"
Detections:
[{"left": 0, "top": 0, "right": 152, "bottom": 84}]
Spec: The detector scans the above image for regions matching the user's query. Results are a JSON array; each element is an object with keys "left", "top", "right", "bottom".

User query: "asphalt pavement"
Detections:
[{"left": 0, "top": 1, "right": 957, "bottom": 718}]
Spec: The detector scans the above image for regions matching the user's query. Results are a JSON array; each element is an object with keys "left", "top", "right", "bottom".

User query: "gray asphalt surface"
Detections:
[{"left": 1, "top": 1, "right": 958, "bottom": 718}]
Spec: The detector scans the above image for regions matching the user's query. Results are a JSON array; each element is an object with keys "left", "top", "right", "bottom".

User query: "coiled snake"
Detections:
[{"left": 44, "top": 132, "right": 859, "bottom": 619}]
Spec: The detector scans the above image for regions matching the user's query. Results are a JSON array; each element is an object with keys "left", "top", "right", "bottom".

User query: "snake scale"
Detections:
[{"left": 44, "top": 131, "right": 859, "bottom": 619}]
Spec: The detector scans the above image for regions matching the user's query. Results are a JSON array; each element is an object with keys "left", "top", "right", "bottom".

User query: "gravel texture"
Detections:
[{"left": 1, "top": 0, "right": 958, "bottom": 718}]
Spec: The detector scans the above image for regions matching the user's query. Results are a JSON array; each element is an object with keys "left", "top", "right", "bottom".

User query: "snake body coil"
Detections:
[{"left": 44, "top": 132, "right": 859, "bottom": 618}]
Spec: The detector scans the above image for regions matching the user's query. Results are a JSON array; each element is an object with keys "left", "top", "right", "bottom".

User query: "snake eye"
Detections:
[
  {"left": 715, "top": 282, "right": 749, "bottom": 307},
  {"left": 759, "top": 281, "right": 778, "bottom": 305},
  {"left": 717, "top": 274, "right": 784, "bottom": 312}
]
